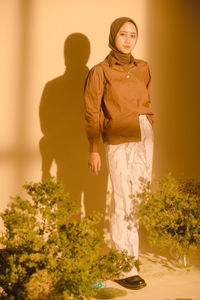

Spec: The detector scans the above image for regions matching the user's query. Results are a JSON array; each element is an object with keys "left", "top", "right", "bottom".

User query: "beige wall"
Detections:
[
  {"left": 0, "top": 0, "right": 147, "bottom": 231},
  {"left": 0, "top": 0, "right": 200, "bottom": 231},
  {"left": 147, "top": 0, "right": 200, "bottom": 181}
]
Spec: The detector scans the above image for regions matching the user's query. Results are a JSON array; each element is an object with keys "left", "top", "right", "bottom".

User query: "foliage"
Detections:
[
  {"left": 179, "top": 178, "right": 200, "bottom": 198},
  {"left": 130, "top": 173, "right": 200, "bottom": 257},
  {"left": 0, "top": 177, "right": 136, "bottom": 300}
]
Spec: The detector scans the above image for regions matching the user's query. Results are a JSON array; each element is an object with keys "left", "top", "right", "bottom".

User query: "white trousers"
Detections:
[{"left": 105, "top": 115, "right": 154, "bottom": 278}]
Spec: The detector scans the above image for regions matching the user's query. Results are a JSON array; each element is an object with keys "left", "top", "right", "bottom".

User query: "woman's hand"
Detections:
[{"left": 88, "top": 152, "right": 101, "bottom": 175}]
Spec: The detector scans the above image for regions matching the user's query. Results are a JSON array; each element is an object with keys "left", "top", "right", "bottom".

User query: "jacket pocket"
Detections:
[{"left": 104, "top": 113, "right": 141, "bottom": 138}]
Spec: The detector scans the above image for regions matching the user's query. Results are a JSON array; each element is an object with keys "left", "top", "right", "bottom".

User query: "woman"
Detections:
[{"left": 84, "top": 17, "right": 154, "bottom": 290}]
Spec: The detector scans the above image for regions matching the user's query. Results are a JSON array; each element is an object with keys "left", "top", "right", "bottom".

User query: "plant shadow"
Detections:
[
  {"left": 139, "top": 226, "right": 200, "bottom": 271},
  {"left": 93, "top": 287, "right": 127, "bottom": 299}
]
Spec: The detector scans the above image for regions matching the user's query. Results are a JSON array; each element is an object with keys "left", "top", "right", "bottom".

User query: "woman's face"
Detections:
[{"left": 115, "top": 22, "right": 138, "bottom": 54}]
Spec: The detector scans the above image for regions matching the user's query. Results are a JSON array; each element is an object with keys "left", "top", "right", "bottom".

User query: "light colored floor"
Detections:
[{"left": 91, "top": 249, "right": 200, "bottom": 300}]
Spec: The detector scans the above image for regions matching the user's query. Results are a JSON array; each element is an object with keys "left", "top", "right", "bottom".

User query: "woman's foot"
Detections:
[{"left": 114, "top": 275, "right": 146, "bottom": 290}]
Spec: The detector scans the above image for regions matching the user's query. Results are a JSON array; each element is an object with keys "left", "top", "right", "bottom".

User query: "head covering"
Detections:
[{"left": 108, "top": 17, "right": 138, "bottom": 65}]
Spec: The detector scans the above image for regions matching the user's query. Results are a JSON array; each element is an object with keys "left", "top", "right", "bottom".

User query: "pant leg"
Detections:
[
  {"left": 105, "top": 114, "right": 154, "bottom": 278},
  {"left": 127, "top": 114, "right": 154, "bottom": 197}
]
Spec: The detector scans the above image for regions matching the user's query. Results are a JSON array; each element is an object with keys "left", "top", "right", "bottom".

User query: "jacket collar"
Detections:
[{"left": 106, "top": 54, "right": 137, "bottom": 67}]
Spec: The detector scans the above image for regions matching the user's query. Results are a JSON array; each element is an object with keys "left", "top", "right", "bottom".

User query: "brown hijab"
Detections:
[{"left": 108, "top": 17, "right": 138, "bottom": 65}]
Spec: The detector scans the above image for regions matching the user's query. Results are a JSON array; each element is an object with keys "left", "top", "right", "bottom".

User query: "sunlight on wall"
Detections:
[
  {"left": 0, "top": 0, "right": 147, "bottom": 231},
  {"left": 1, "top": 0, "right": 200, "bottom": 233},
  {"left": 0, "top": 1, "right": 22, "bottom": 213}
]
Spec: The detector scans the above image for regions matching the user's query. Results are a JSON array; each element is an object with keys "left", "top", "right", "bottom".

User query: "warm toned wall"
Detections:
[
  {"left": 147, "top": 0, "right": 200, "bottom": 180},
  {"left": 0, "top": 0, "right": 200, "bottom": 232},
  {"left": 0, "top": 0, "right": 147, "bottom": 231}
]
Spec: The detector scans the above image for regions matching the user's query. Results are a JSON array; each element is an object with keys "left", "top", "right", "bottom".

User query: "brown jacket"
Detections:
[{"left": 84, "top": 54, "right": 154, "bottom": 152}]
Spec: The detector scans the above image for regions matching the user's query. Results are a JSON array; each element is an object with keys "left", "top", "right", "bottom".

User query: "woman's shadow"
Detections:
[{"left": 39, "top": 33, "right": 108, "bottom": 231}]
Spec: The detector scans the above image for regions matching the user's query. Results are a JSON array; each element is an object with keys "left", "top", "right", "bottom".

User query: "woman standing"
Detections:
[{"left": 84, "top": 17, "right": 154, "bottom": 290}]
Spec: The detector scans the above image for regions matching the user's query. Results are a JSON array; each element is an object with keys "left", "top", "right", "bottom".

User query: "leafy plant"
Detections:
[
  {"left": 130, "top": 173, "right": 200, "bottom": 260},
  {"left": 0, "top": 177, "right": 136, "bottom": 299}
]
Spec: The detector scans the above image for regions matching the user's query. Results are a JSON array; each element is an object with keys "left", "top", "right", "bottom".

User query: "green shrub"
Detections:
[
  {"left": 130, "top": 173, "right": 200, "bottom": 259},
  {"left": 0, "top": 177, "right": 136, "bottom": 299}
]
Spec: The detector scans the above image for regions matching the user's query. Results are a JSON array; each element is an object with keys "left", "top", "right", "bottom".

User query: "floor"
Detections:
[{"left": 91, "top": 248, "right": 200, "bottom": 300}]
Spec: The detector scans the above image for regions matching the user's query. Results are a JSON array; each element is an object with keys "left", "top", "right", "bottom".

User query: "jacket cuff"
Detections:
[
  {"left": 89, "top": 139, "right": 99, "bottom": 153},
  {"left": 146, "top": 114, "right": 155, "bottom": 125}
]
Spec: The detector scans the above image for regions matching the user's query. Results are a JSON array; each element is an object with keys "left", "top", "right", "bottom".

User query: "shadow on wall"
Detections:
[
  {"left": 139, "top": 0, "right": 200, "bottom": 263},
  {"left": 146, "top": 0, "right": 200, "bottom": 179},
  {"left": 39, "top": 33, "right": 108, "bottom": 232}
]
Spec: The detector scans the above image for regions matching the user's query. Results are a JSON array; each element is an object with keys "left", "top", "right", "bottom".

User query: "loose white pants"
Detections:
[{"left": 105, "top": 115, "right": 154, "bottom": 278}]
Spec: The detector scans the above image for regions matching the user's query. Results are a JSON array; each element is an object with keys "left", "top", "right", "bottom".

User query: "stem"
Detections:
[{"left": 183, "top": 254, "right": 187, "bottom": 267}]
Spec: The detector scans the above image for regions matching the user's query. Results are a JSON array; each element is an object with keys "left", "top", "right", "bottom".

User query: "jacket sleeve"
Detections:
[
  {"left": 84, "top": 65, "right": 105, "bottom": 152},
  {"left": 145, "top": 63, "right": 155, "bottom": 125}
]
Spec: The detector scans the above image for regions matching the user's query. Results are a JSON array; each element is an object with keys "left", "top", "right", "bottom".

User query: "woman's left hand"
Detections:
[{"left": 88, "top": 152, "right": 101, "bottom": 175}]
